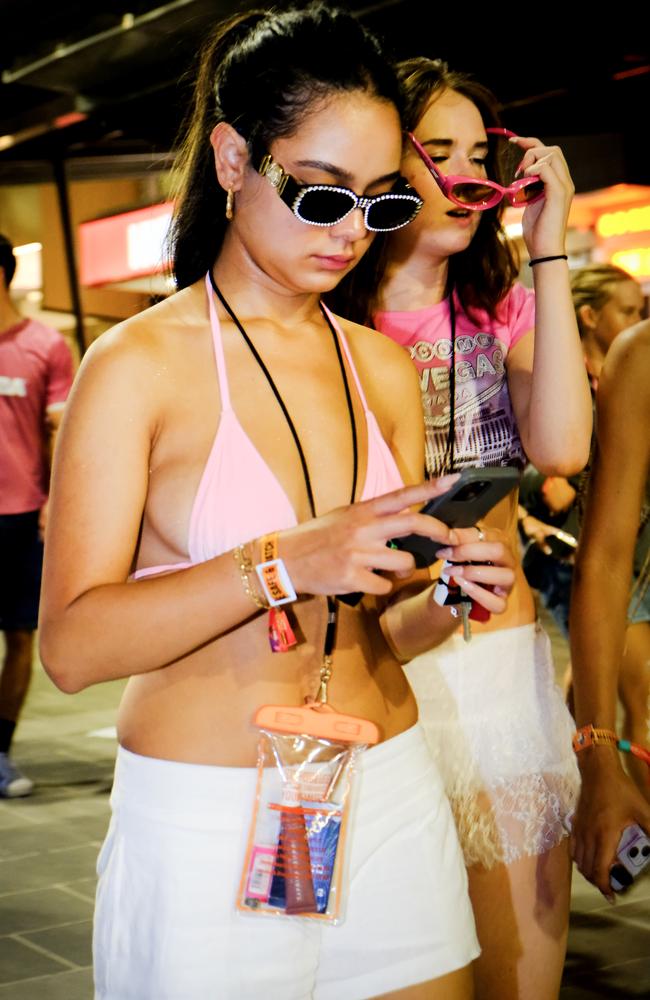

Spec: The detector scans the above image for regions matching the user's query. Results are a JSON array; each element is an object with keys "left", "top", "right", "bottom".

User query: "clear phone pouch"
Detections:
[{"left": 237, "top": 704, "right": 378, "bottom": 924}]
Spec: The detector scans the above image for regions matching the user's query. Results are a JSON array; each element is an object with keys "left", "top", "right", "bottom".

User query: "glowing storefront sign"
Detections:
[
  {"left": 596, "top": 205, "right": 650, "bottom": 239},
  {"left": 609, "top": 248, "right": 650, "bottom": 280},
  {"left": 79, "top": 202, "right": 173, "bottom": 286},
  {"left": 12, "top": 242, "right": 42, "bottom": 291}
]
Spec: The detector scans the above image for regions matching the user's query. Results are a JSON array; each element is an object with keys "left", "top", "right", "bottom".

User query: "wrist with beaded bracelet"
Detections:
[{"left": 573, "top": 724, "right": 650, "bottom": 770}]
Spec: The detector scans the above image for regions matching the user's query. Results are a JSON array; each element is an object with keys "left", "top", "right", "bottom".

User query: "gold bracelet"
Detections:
[
  {"left": 572, "top": 724, "right": 618, "bottom": 754},
  {"left": 233, "top": 543, "right": 268, "bottom": 610}
]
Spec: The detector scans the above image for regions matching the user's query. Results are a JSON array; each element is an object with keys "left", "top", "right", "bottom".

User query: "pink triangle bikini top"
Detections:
[{"left": 133, "top": 275, "right": 404, "bottom": 580}]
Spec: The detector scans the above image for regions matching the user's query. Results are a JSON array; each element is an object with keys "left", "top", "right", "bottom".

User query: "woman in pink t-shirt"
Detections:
[{"left": 330, "top": 60, "right": 592, "bottom": 999}]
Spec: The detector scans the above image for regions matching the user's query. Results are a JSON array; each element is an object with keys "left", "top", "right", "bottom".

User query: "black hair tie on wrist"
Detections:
[{"left": 528, "top": 254, "right": 568, "bottom": 267}]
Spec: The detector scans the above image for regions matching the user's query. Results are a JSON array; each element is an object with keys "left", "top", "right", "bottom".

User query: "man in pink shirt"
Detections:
[{"left": 0, "top": 235, "right": 74, "bottom": 796}]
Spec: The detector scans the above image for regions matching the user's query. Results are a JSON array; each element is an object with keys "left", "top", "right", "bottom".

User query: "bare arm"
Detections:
[
  {"left": 569, "top": 322, "right": 650, "bottom": 894},
  {"left": 44, "top": 404, "right": 64, "bottom": 463},
  {"left": 39, "top": 326, "right": 259, "bottom": 691},
  {"left": 506, "top": 137, "right": 592, "bottom": 475},
  {"left": 38, "top": 405, "right": 65, "bottom": 538}
]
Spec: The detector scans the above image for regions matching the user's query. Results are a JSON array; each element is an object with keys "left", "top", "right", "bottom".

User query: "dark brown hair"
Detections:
[
  {"left": 0, "top": 235, "right": 16, "bottom": 287},
  {"left": 167, "top": 4, "right": 402, "bottom": 289}
]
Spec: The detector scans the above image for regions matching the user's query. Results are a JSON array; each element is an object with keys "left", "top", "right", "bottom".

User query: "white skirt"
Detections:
[
  {"left": 94, "top": 724, "right": 479, "bottom": 1000},
  {"left": 405, "top": 622, "right": 580, "bottom": 869}
]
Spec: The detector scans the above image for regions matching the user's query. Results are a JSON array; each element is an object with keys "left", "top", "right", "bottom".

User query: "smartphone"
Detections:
[
  {"left": 610, "top": 824, "right": 650, "bottom": 892},
  {"left": 546, "top": 529, "right": 578, "bottom": 561},
  {"left": 337, "top": 467, "right": 520, "bottom": 605},
  {"left": 391, "top": 467, "right": 521, "bottom": 569}
]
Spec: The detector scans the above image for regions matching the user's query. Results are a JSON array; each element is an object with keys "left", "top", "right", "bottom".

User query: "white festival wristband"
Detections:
[{"left": 255, "top": 557, "right": 297, "bottom": 607}]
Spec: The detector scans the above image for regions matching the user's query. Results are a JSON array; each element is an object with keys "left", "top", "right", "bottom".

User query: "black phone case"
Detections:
[
  {"left": 389, "top": 467, "right": 520, "bottom": 569},
  {"left": 338, "top": 468, "right": 520, "bottom": 601}
]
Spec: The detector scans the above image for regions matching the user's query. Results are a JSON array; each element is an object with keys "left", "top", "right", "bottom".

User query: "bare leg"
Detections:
[
  {"left": 376, "top": 964, "right": 474, "bottom": 1000},
  {"left": 619, "top": 621, "right": 650, "bottom": 801},
  {"left": 468, "top": 839, "right": 571, "bottom": 1000},
  {"left": 0, "top": 630, "right": 34, "bottom": 725},
  {"left": 562, "top": 664, "right": 574, "bottom": 718}
]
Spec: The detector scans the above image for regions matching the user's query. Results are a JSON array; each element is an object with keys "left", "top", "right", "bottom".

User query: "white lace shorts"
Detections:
[
  {"left": 405, "top": 622, "right": 580, "bottom": 869},
  {"left": 94, "top": 724, "right": 479, "bottom": 1000}
]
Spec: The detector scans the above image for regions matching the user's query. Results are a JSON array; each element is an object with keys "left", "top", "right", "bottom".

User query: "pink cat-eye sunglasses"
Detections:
[{"left": 408, "top": 127, "right": 545, "bottom": 211}]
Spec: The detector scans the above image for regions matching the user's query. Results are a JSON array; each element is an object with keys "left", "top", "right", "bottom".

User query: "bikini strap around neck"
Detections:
[
  {"left": 204, "top": 272, "right": 232, "bottom": 412},
  {"left": 207, "top": 271, "right": 358, "bottom": 516},
  {"left": 320, "top": 302, "right": 371, "bottom": 416}
]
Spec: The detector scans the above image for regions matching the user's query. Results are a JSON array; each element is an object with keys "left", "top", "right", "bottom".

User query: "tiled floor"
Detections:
[
  {"left": 0, "top": 655, "right": 123, "bottom": 999},
  {"left": 0, "top": 617, "right": 648, "bottom": 998}
]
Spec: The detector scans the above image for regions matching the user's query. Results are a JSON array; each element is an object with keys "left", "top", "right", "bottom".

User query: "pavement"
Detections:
[{"left": 0, "top": 612, "right": 648, "bottom": 999}]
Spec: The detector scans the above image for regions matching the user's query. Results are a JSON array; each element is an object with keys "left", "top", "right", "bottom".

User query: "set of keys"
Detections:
[
  {"left": 449, "top": 593, "right": 473, "bottom": 643},
  {"left": 433, "top": 561, "right": 491, "bottom": 642}
]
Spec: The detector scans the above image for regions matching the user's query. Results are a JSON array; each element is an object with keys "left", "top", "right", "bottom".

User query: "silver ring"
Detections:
[{"left": 475, "top": 526, "right": 485, "bottom": 542}]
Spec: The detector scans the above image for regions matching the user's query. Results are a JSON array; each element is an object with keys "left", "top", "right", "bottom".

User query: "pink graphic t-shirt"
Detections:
[
  {"left": 375, "top": 284, "right": 535, "bottom": 477},
  {"left": 0, "top": 319, "right": 74, "bottom": 514}
]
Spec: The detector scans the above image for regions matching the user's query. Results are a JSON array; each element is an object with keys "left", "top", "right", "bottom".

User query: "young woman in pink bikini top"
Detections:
[
  {"left": 39, "top": 9, "right": 513, "bottom": 786},
  {"left": 39, "top": 9, "right": 516, "bottom": 999}
]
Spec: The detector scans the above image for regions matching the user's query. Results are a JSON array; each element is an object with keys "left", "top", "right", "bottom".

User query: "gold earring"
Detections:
[{"left": 226, "top": 188, "right": 234, "bottom": 220}]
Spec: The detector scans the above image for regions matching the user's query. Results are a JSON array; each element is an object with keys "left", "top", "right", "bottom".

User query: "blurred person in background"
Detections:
[
  {"left": 519, "top": 265, "right": 647, "bottom": 799},
  {"left": 571, "top": 318, "right": 650, "bottom": 896},
  {"left": 519, "top": 264, "right": 644, "bottom": 636},
  {"left": 0, "top": 234, "right": 74, "bottom": 796}
]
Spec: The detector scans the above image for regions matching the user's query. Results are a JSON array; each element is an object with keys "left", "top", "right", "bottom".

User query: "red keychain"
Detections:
[{"left": 268, "top": 608, "right": 297, "bottom": 652}]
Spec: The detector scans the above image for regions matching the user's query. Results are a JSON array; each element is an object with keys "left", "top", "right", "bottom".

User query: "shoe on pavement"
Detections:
[{"left": 0, "top": 752, "right": 34, "bottom": 797}]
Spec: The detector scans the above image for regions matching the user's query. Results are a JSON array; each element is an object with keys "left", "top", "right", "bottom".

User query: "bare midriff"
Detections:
[
  {"left": 437, "top": 488, "right": 536, "bottom": 638},
  {"left": 117, "top": 600, "right": 417, "bottom": 767}
]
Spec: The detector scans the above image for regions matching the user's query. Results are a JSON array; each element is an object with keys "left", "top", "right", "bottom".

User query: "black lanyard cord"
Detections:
[
  {"left": 445, "top": 291, "right": 457, "bottom": 475},
  {"left": 318, "top": 308, "right": 359, "bottom": 660},
  {"left": 209, "top": 273, "right": 358, "bottom": 518},
  {"left": 321, "top": 301, "right": 359, "bottom": 512},
  {"left": 208, "top": 273, "right": 359, "bottom": 667}
]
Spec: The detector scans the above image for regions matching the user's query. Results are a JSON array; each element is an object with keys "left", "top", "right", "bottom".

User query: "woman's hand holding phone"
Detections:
[
  {"left": 276, "top": 467, "right": 518, "bottom": 613},
  {"left": 379, "top": 519, "right": 517, "bottom": 664},
  {"left": 279, "top": 476, "right": 461, "bottom": 600},
  {"left": 435, "top": 525, "right": 517, "bottom": 616}
]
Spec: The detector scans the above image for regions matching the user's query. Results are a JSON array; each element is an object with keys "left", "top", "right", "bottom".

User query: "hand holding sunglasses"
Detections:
[
  {"left": 408, "top": 128, "right": 545, "bottom": 212},
  {"left": 258, "top": 153, "right": 423, "bottom": 232},
  {"left": 504, "top": 133, "right": 575, "bottom": 263}
]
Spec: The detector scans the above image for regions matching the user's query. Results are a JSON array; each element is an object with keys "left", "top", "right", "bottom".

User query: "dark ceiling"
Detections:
[{"left": 1, "top": 0, "right": 649, "bottom": 191}]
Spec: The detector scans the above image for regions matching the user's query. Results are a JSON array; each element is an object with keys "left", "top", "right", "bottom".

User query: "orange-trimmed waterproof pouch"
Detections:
[{"left": 237, "top": 703, "right": 379, "bottom": 924}]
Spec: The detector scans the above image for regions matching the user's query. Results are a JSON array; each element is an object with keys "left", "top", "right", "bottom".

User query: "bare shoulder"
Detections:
[
  {"left": 331, "top": 313, "right": 423, "bottom": 478},
  {"left": 596, "top": 321, "right": 650, "bottom": 476},
  {"left": 82, "top": 283, "right": 204, "bottom": 373},
  {"left": 69, "top": 284, "right": 207, "bottom": 427},
  {"left": 600, "top": 320, "right": 650, "bottom": 407},
  {"left": 332, "top": 313, "right": 419, "bottom": 391}
]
